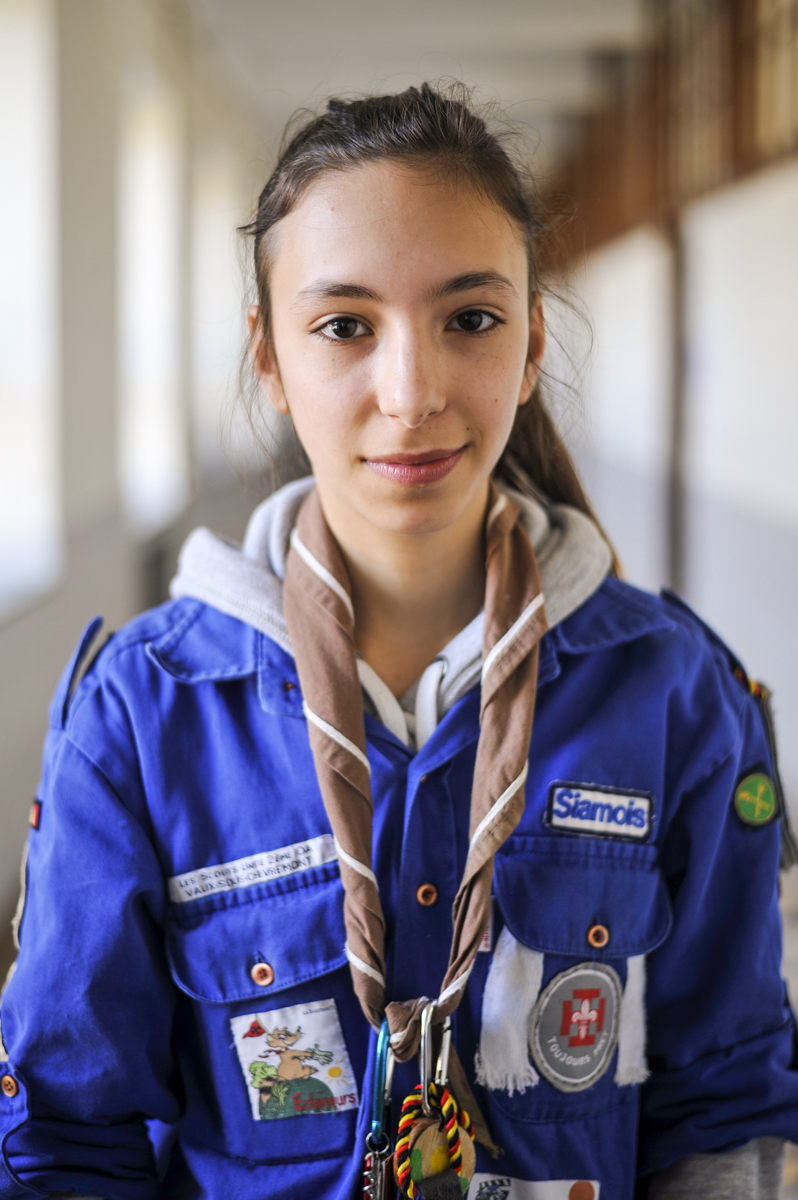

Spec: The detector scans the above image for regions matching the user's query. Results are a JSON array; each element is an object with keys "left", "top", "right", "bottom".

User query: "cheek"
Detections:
[
  {"left": 457, "top": 347, "right": 526, "bottom": 437},
  {"left": 276, "top": 346, "right": 368, "bottom": 463}
]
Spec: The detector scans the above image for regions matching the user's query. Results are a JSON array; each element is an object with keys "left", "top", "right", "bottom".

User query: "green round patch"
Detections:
[{"left": 734, "top": 773, "right": 777, "bottom": 826}]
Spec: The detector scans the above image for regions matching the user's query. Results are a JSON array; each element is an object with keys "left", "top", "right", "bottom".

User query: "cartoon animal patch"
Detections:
[{"left": 230, "top": 998, "right": 358, "bottom": 1120}]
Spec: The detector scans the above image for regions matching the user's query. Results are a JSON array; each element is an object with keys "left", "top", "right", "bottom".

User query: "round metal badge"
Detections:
[{"left": 530, "top": 962, "right": 622, "bottom": 1092}]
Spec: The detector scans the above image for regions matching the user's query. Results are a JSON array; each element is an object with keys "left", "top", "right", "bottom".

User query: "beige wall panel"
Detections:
[{"left": 58, "top": 0, "right": 121, "bottom": 532}]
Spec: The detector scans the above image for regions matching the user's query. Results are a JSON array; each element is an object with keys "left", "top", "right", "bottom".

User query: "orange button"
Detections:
[
  {"left": 587, "top": 924, "right": 610, "bottom": 949},
  {"left": 416, "top": 883, "right": 438, "bottom": 907},
  {"left": 1, "top": 1075, "right": 18, "bottom": 1098},
  {"left": 251, "top": 962, "right": 274, "bottom": 987}
]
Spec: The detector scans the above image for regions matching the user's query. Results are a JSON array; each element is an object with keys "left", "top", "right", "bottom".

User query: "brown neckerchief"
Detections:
[{"left": 283, "top": 481, "right": 547, "bottom": 1076}]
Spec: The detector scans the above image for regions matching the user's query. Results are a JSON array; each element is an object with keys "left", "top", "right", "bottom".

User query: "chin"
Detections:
[{"left": 358, "top": 487, "right": 472, "bottom": 538}]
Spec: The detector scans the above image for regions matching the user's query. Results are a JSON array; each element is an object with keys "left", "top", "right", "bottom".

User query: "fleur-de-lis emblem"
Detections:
[{"left": 570, "top": 998, "right": 599, "bottom": 1041}]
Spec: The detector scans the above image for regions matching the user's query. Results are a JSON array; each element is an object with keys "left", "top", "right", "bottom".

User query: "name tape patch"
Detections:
[
  {"left": 168, "top": 833, "right": 337, "bottom": 903},
  {"left": 546, "top": 782, "right": 652, "bottom": 842},
  {"left": 231, "top": 998, "right": 358, "bottom": 1121},
  {"left": 467, "top": 1176, "right": 600, "bottom": 1199}
]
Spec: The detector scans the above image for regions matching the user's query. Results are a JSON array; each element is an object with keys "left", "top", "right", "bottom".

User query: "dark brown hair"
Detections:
[{"left": 243, "top": 82, "right": 615, "bottom": 559}]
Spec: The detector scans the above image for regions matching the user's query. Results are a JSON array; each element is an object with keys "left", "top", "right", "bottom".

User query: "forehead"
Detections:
[{"left": 268, "top": 162, "right": 527, "bottom": 295}]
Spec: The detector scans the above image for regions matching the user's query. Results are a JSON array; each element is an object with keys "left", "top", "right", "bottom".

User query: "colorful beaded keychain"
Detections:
[
  {"left": 363, "top": 1006, "right": 477, "bottom": 1200},
  {"left": 394, "top": 1080, "right": 475, "bottom": 1198},
  {"left": 393, "top": 1005, "right": 476, "bottom": 1199}
]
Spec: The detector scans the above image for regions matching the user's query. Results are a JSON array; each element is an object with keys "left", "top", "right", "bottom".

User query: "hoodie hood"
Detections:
[{"left": 170, "top": 475, "right": 612, "bottom": 740}]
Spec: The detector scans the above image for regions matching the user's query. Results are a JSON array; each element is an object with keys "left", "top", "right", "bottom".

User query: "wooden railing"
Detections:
[{"left": 546, "top": 0, "right": 798, "bottom": 265}]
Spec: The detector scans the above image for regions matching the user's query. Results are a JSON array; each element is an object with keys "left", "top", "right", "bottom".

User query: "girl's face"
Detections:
[{"left": 252, "top": 162, "right": 544, "bottom": 539}]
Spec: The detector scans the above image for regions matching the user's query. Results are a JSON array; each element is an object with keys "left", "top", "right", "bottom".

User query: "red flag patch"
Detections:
[{"left": 243, "top": 1019, "right": 266, "bottom": 1039}]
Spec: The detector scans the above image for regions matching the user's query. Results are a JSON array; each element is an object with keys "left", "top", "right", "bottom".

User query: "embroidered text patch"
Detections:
[
  {"left": 467, "top": 1177, "right": 601, "bottom": 1199},
  {"left": 168, "top": 833, "right": 337, "bottom": 903},
  {"left": 545, "top": 782, "right": 652, "bottom": 842},
  {"left": 230, "top": 998, "right": 358, "bottom": 1121}
]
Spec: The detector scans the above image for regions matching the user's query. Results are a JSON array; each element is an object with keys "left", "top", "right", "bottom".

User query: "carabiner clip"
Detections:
[
  {"left": 365, "top": 1019, "right": 394, "bottom": 1200},
  {"left": 419, "top": 1001, "right": 436, "bottom": 1117},
  {"left": 435, "top": 1014, "right": 452, "bottom": 1089},
  {"left": 370, "top": 1018, "right": 393, "bottom": 1144}
]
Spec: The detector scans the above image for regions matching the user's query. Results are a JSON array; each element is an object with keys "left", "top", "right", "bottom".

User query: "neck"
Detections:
[{"left": 317, "top": 483, "right": 489, "bottom": 697}]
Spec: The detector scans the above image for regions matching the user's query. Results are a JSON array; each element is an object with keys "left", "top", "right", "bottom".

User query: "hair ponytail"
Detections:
[
  {"left": 498, "top": 385, "right": 621, "bottom": 574},
  {"left": 242, "top": 82, "right": 618, "bottom": 570}
]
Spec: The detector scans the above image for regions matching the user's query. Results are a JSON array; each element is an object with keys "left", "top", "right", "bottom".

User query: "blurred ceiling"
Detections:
[{"left": 186, "top": 0, "right": 648, "bottom": 170}]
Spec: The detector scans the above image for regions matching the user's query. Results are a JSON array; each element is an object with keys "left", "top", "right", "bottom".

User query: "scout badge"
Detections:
[{"left": 284, "top": 482, "right": 547, "bottom": 1171}]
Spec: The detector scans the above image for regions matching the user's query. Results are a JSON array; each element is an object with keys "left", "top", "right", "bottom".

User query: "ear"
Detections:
[
  {"left": 518, "top": 292, "right": 545, "bottom": 407},
  {"left": 248, "top": 304, "right": 290, "bottom": 415}
]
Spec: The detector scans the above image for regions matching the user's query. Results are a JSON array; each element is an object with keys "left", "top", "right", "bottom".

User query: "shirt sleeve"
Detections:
[
  {"left": 647, "top": 1137, "right": 785, "bottom": 1199},
  {"left": 0, "top": 703, "right": 180, "bottom": 1200},
  {"left": 638, "top": 649, "right": 798, "bottom": 1174}
]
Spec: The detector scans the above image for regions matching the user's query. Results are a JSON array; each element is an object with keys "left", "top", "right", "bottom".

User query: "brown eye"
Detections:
[
  {"left": 319, "top": 316, "right": 369, "bottom": 340},
  {"left": 329, "top": 318, "right": 358, "bottom": 338},
  {"left": 449, "top": 310, "right": 497, "bottom": 333}
]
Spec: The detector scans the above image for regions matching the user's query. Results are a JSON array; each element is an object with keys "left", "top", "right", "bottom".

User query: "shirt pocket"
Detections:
[
  {"left": 494, "top": 833, "right": 672, "bottom": 960},
  {"left": 166, "top": 864, "right": 365, "bottom": 1164},
  {"left": 485, "top": 835, "right": 672, "bottom": 1126}
]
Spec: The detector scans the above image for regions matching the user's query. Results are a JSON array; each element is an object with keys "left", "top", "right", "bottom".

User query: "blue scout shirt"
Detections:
[{"left": 1, "top": 577, "right": 797, "bottom": 1199}]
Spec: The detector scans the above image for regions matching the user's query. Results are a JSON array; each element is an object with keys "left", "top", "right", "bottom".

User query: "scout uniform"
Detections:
[{"left": 1, "top": 477, "right": 796, "bottom": 1200}]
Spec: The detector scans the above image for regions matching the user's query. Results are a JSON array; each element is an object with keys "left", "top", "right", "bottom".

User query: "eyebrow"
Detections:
[
  {"left": 291, "top": 270, "right": 517, "bottom": 310},
  {"left": 292, "top": 281, "right": 383, "bottom": 308},
  {"left": 426, "top": 271, "right": 517, "bottom": 302}
]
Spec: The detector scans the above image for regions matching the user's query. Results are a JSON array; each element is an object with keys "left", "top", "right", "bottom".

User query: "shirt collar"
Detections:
[{"left": 147, "top": 578, "right": 675, "bottom": 719}]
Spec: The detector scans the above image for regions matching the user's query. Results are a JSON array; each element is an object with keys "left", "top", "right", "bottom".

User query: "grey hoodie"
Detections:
[{"left": 170, "top": 476, "right": 612, "bottom": 748}]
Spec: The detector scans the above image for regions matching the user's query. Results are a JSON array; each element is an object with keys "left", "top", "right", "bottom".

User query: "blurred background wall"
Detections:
[
  {"left": 0, "top": 0, "right": 263, "bottom": 936},
  {"left": 1, "top": 5, "right": 798, "bottom": 1172}
]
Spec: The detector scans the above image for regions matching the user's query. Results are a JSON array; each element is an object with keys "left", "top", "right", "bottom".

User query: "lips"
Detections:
[{"left": 364, "top": 447, "right": 464, "bottom": 485}]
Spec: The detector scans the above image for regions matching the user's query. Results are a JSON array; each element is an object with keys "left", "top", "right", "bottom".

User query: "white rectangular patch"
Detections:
[
  {"left": 468, "top": 1176, "right": 600, "bottom": 1200},
  {"left": 230, "top": 998, "right": 358, "bottom": 1121},
  {"left": 546, "top": 783, "right": 652, "bottom": 842},
  {"left": 168, "top": 833, "right": 337, "bottom": 903}
]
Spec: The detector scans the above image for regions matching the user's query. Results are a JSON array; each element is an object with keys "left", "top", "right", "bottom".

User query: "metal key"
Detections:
[{"left": 363, "top": 1133, "right": 392, "bottom": 1200}]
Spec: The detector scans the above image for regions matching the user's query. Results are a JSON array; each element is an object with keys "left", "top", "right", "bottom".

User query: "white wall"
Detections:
[
  {"left": 0, "top": 0, "right": 61, "bottom": 616},
  {"left": 118, "top": 63, "right": 189, "bottom": 534},
  {"left": 0, "top": 0, "right": 260, "bottom": 931},
  {"left": 556, "top": 173, "right": 798, "bottom": 804},
  {"left": 559, "top": 226, "right": 673, "bottom": 591},
  {"left": 683, "top": 159, "right": 798, "bottom": 530},
  {"left": 682, "top": 159, "right": 798, "bottom": 800},
  {"left": 191, "top": 139, "right": 250, "bottom": 479},
  {"left": 558, "top": 188, "right": 798, "bottom": 803}
]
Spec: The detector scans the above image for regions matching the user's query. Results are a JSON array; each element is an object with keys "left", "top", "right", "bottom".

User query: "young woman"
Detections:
[{"left": 0, "top": 85, "right": 796, "bottom": 1200}]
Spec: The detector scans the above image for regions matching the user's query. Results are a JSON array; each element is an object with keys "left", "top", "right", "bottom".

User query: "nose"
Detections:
[{"left": 375, "top": 328, "right": 446, "bottom": 428}]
